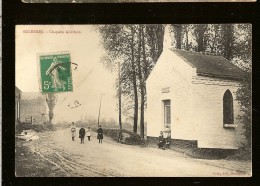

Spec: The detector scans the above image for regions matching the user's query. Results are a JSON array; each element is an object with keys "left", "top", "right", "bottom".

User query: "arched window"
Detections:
[{"left": 223, "top": 90, "right": 234, "bottom": 125}]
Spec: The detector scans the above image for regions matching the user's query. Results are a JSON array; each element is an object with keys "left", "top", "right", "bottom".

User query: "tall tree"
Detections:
[
  {"left": 99, "top": 24, "right": 165, "bottom": 136},
  {"left": 171, "top": 24, "right": 182, "bottom": 49},
  {"left": 233, "top": 24, "right": 252, "bottom": 70},
  {"left": 137, "top": 25, "right": 145, "bottom": 138},
  {"left": 99, "top": 25, "right": 139, "bottom": 133},
  {"left": 170, "top": 24, "right": 192, "bottom": 51},
  {"left": 46, "top": 93, "right": 57, "bottom": 123},
  {"left": 140, "top": 24, "right": 165, "bottom": 138},
  {"left": 99, "top": 25, "right": 127, "bottom": 130},
  {"left": 233, "top": 24, "right": 252, "bottom": 148},
  {"left": 236, "top": 74, "right": 251, "bottom": 148},
  {"left": 155, "top": 25, "right": 164, "bottom": 59},
  {"left": 203, "top": 24, "right": 222, "bottom": 53},
  {"left": 145, "top": 25, "right": 165, "bottom": 63},
  {"left": 130, "top": 25, "right": 139, "bottom": 133},
  {"left": 183, "top": 25, "right": 190, "bottom": 50},
  {"left": 118, "top": 61, "right": 122, "bottom": 130},
  {"left": 193, "top": 24, "right": 208, "bottom": 52},
  {"left": 222, "top": 24, "right": 235, "bottom": 60}
]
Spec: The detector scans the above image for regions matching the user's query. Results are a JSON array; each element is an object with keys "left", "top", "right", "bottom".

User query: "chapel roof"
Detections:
[{"left": 171, "top": 49, "right": 247, "bottom": 80}]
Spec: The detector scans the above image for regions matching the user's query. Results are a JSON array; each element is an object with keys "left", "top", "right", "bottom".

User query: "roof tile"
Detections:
[{"left": 171, "top": 49, "right": 246, "bottom": 80}]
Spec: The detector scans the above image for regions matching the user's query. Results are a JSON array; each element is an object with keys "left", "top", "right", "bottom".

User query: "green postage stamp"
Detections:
[{"left": 38, "top": 53, "right": 73, "bottom": 93}]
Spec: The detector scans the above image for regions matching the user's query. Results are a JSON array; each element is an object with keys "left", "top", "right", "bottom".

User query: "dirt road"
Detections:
[{"left": 23, "top": 128, "right": 251, "bottom": 177}]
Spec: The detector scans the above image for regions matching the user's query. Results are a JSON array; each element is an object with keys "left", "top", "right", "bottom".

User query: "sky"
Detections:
[{"left": 16, "top": 25, "right": 118, "bottom": 123}]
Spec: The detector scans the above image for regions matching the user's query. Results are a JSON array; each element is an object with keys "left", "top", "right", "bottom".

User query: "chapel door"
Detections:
[{"left": 163, "top": 100, "right": 171, "bottom": 133}]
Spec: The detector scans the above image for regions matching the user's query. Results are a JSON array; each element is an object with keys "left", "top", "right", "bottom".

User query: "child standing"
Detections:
[
  {"left": 165, "top": 132, "right": 171, "bottom": 149},
  {"left": 70, "top": 122, "right": 76, "bottom": 141},
  {"left": 86, "top": 126, "right": 92, "bottom": 141}
]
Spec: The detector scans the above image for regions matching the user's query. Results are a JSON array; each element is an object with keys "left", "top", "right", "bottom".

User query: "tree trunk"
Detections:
[
  {"left": 118, "top": 61, "right": 122, "bottom": 130},
  {"left": 184, "top": 25, "right": 189, "bottom": 50},
  {"left": 142, "top": 27, "right": 148, "bottom": 80},
  {"left": 137, "top": 25, "right": 145, "bottom": 139},
  {"left": 223, "top": 24, "right": 234, "bottom": 60},
  {"left": 46, "top": 93, "right": 56, "bottom": 124},
  {"left": 173, "top": 24, "right": 182, "bottom": 49},
  {"left": 130, "top": 26, "right": 138, "bottom": 133},
  {"left": 149, "top": 26, "right": 156, "bottom": 61},
  {"left": 196, "top": 24, "right": 207, "bottom": 52},
  {"left": 156, "top": 25, "right": 164, "bottom": 60},
  {"left": 49, "top": 110, "right": 53, "bottom": 123},
  {"left": 141, "top": 25, "right": 149, "bottom": 139}
]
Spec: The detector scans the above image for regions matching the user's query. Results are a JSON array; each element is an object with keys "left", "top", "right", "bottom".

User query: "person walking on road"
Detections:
[
  {"left": 79, "top": 126, "right": 86, "bottom": 144},
  {"left": 86, "top": 126, "right": 92, "bottom": 141},
  {"left": 97, "top": 125, "right": 103, "bottom": 144},
  {"left": 70, "top": 122, "right": 76, "bottom": 141}
]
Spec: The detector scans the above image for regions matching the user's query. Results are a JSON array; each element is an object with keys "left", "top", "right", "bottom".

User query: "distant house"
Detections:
[
  {"left": 15, "top": 86, "right": 22, "bottom": 124},
  {"left": 146, "top": 48, "right": 247, "bottom": 149},
  {"left": 19, "top": 92, "right": 48, "bottom": 124}
]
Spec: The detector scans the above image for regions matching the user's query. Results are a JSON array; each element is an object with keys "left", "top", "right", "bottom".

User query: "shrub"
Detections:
[
  {"left": 16, "top": 123, "right": 32, "bottom": 134},
  {"left": 16, "top": 123, "right": 56, "bottom": 133},
  {"left": 103, "top": 128, "right": 144, "bottom": 145},
  {"left": 103, "top": 129, "right": 118, "bottom": 140},
  {"left": 124, "top": 135, "right": 143, "bottom": 145},
  {"left": 236, "top": 74, "right": 252, "bottom": 149}
]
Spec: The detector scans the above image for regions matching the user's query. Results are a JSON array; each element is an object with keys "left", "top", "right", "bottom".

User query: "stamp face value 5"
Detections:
[{"left": 39, "top": 53, "right": 73, "bottom": 93}]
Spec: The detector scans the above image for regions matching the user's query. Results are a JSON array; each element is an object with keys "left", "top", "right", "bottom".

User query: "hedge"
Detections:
[{"left": 103, "top": 128, "right": 144, "bottom": 145}]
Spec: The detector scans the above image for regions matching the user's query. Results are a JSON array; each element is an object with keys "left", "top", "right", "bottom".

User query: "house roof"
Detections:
[
  {"left": 15, "top": 86, "right": 22, "bottom": 93},
  {"left": 171, "top": 49, "right": 247, "bottom": 80}
]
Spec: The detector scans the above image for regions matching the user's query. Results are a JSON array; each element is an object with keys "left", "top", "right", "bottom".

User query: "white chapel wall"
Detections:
[
  {"left": 146, "top": 49, "right": 196, "bottom": 139},
  {"left": 191, "top": 76, "right": 245, "bottom": 149}
]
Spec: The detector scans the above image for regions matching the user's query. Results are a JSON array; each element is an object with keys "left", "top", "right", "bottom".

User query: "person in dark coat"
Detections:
[
  {"left": 79, "top": 126, "right": 86, "bottom": 144},
  {"left": 157, "top": 131, "right": 165, "bottom": 150},
  {"left": 97, "top": 125, "right": 103, "bottom": 144}
]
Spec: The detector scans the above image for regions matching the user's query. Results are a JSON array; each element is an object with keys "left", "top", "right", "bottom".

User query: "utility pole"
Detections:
[
  {"left": 118, "top": 61, "right": 122, "bottom": 130},
  {"left": 97, "top": 94, "right": 102, "bottom": 127}
]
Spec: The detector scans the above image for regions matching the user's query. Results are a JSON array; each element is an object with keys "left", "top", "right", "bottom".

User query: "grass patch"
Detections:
[
  {"left": 225, "top": 147, "right": 252, "bottom": 161},
  {"left": 31, "top": 123, "right": 56, "bottom": 132},
  {"left": 15, "top": 144, "right": 67, "bottom": 177},
  {"left": 190, "top": 148, "right": 237, "bottom": 159},
  {"left": 170, "top": 140, "right": 243, "bottom": 160}
]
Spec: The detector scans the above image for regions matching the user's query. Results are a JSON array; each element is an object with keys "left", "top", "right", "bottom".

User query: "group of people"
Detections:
[
  {"left": 71, "top": 122, "right": 170, "bottom": 148},
  {"left": 70, "top": 122, "right": 104, "bottom": 144},
  {"left": 157, "top": 131, "right": 171, "bottom": 150}
]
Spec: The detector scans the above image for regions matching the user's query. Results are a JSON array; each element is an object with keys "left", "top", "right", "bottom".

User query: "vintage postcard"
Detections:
[{"left": 15, "top": 24, "right": 252, "bottom": 177}]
